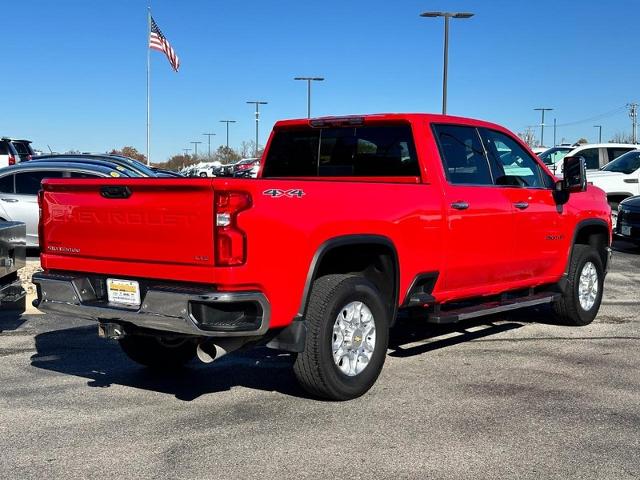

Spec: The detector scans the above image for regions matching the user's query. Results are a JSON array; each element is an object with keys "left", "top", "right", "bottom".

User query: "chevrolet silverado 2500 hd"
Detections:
[{"left": 33, "top": 114, "right": 612, "bottom": 400}]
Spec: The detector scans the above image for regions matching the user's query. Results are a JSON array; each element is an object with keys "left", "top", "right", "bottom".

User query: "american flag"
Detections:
[{"left": 149, "top": 16, "right": 180, "bottom": 72}]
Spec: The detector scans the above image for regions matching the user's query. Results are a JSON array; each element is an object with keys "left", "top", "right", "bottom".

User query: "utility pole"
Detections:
[
  {"left": 628, "top": 103, "right": 638, "bottom": 144},
  {"left": 534, "top": 107, "right": 553, "bottom": 147},
  {"left": 202, "top": 133, "right": 216, "bottom": 158},
  {"left": 246, "top": 101, "right": 268, "bottom": 157},
  {"left": 593, "top": 125, "right": 603, "bottom": 143},
  {"left": 553, "top": 118, "right": 557, "bottom": 146},
  {"left": 219, "top": 120, "right": 237, "bottom": 148},
  {"left": 182, "top": 148, "right": 191, "bottom": 157},
  {"left": 420, "top": 11, "right": 474, "bottom": 114},
  {"left": 190, "top": 141, "right": 202, "bottom": 158},
  {"left": 294, "top": 77, "right": 325, "bottom": 118}
]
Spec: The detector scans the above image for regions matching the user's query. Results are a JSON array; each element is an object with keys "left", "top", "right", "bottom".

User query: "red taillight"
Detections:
[
  {"left": 8, "top": 154, "right": 15, "bottom": 166},
  {"left": 214, "top": 191, "right": 251, "bottom": 266},
  {"left": 37, "top": 190, "right": 45, "bottom": 250}
]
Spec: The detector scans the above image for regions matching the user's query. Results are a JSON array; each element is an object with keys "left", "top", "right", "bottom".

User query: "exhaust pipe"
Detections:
[{"left": 197, "top": 338, "right": 247, "bottom": 363}]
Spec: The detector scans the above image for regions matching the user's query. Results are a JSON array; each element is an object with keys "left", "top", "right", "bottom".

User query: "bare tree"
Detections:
[
  {"left": 517, "top": 128, "right": 537, "bottom": 147},
  {"left": 609, "top": 131, "right": 633, "bottom": 143}
]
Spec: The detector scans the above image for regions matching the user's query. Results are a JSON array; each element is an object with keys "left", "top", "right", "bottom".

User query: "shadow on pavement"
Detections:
[
  {"left": 30, "top": 311, "right": 533, "bottom": 400},
  {"left": 612, "top": 238, "right": 639, "bottom": 254},
  {"left": 31, "top": 325, "right": 309, "bottom": 401},
  {"left": 0, "top": 298, "right": 27, "bottom": 332}
]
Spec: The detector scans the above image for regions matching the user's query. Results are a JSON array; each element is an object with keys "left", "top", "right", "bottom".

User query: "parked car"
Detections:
[
  {"left": 2, "top": 138, "right": 35, "bottom": 162},
  {"left": 615, "top": 195, "right": 640, "bottom": 244},
  {"left": 0, "top": 161, "right": 134, "bottom": 247},
  {"left": 233, "top": 161, "right": 260, "bottom": 178},
  {"left": 541, "top": 143, "right": 637, "bottom": 174},
  {"left": 0, "top": 139, "right": 19, "bottom": 167},
  {"left": 587, "top": 149, "right": 640, "bottom": 224},
  {"left": 232, "top": 158, "right": 260, "bottom": 177},
  {"left": 33, "top": 113, "right": 611, "bottom": 401},
  {"left": 34, "top": 154, "right": 158, "bottom": 177}
]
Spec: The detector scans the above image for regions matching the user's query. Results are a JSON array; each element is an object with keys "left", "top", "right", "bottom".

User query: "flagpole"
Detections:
[{"left": 146, "top": 6, "right": 151, "bottom": 165}]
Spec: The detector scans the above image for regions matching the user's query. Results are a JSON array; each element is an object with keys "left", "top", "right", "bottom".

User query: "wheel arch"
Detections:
[
  {"left": 569, "top": 218, "right": 611, "bottom": 273},
  {"left": 296, "top": 235, "right": 400, "bottom": 322}
]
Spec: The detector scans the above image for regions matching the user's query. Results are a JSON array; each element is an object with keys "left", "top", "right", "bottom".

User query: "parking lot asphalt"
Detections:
[{"left": 1, "top": 241, "right": 639, "bottom": 480}]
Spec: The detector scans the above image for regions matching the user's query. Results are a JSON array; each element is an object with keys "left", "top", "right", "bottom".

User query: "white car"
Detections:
[
  {"left": 587, "top": 149, "right": 640, "bottom": 211},
  {"left": 0, "top": 139, "right": 20, "bottom": 167},
  {"left": 539, "top": 143, "right": 637, "bottom": 174}
]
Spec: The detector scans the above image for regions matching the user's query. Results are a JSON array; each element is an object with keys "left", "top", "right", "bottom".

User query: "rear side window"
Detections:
[
  {"left": 262, "top": 124, "right": 420, "bottom": 177},
  {"left": 577, "top": 148, "right": 600, "bottom": 170},
  {"left": 607, "top": 147, "right": 634, "bottom": 163},
  {"left": 432, "top": 124, "right": 493, "bottom": 185},
  {"left": 0, "top": 175, "right": 14, "bottom": 193},
  {"left": 0, "top": 141, "right": 9, "bottom": 155},
  {"left": 15, "top": 171, "right": 64, "bottom": 195}
]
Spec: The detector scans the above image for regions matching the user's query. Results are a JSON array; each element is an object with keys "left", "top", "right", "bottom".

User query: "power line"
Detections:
[{"left": 554, "top": 105, "right": 627, "bottom": 128}]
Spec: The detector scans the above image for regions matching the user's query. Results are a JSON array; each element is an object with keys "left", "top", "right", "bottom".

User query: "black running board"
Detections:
[{"left": 428, "top": 292, "right": 560, "bottom": 324}]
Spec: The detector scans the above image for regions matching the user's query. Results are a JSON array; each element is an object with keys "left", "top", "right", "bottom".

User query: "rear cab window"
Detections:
[{"left": 262, "top": 123, "right": 420, "bottom": 178}]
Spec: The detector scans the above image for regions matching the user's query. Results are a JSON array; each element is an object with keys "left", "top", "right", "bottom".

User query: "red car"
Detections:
[{"left": 34, "top": 113, "right": 611, "bottom": 400}]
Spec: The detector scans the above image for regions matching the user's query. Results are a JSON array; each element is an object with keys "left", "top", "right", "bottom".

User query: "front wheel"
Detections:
[
  {"left": 294, "top": 274, "right": 390, "bottom": 401},
  {"left": 553, "top": 245, "right": 605, "bottom": 326},
  {"left": 118, "top": 334, "right": 197, "bottom": 369}
]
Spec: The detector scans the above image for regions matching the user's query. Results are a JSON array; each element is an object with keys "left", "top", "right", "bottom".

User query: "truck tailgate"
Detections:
[{"left": 40, "top": 179, "right": 215, "bottom": 269}]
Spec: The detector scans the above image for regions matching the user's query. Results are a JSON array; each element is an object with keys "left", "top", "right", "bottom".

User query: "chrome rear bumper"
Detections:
[{"left": 32, "top": 272, "right": 270, "bottom": 337}]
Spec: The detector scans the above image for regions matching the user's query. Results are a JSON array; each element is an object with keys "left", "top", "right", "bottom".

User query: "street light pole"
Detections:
[
  {"left": 294, "top": 77, "right": 325, "bottom": 118},
  {"left": 190, "top": 141, "right": 202, "bottom": 158},
  {"left": 183, "top": 148, "right": 191, "bottom": 157},
  {"left": 594, "top": 125, "right": 603, "bottom": 143},
  {"left": 246, "top": 101, "right": 268, "bottom": 157},
  {"left": 534, "top": 107, "right": 553, "bottom": 147},
  {"left": 202, "top": 133, "right": 216, "bottom": 158},
  {"left": 219, "top": 120, "right": 237, "bottom": 148},
  {"left": 420, "top": 11, "right": 474, "bottom": 115}
]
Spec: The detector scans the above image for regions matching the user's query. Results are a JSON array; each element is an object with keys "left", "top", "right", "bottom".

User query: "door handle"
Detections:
[
  {"left": 514, "top": 202, "right": 529, "bottom": 210},
  {"left": 450, "top": 201, "right": 469, "bottom": 210},
  {"left": 0, "top": 198, "right": 18, "bottom": 203}
]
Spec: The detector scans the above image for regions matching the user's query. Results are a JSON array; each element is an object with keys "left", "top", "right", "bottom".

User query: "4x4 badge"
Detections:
[{"left": 263, "top": 189, "right": 305, "bottom": 198}]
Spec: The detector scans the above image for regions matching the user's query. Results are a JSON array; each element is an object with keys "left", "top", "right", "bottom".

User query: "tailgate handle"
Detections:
[{"left": 100, "top": 186, "right": 132, "bottom": 199}]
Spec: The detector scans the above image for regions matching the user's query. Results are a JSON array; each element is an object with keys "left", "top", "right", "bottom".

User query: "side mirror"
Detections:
[{"left": 563, "top": 155, "right": 587, "bottom": 193}]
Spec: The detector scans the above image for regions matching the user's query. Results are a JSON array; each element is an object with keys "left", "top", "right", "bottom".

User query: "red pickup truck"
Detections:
[{"left": 33, "top": 114, "right": 611, "bottom": 400}]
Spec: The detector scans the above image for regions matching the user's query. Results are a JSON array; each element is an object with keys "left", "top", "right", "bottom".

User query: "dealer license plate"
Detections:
[
  {"left": 107, "top": 278, "right": 141, "bottom": 306},
  {"left": 621, "top": 225, "right": 632, "bottom": 236}
]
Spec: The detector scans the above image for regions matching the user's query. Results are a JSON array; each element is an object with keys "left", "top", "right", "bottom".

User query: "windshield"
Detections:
[
  {"left": 601, "top": 150, "right": 640, "bottom": 174},
  {"left": 538, "top": 147, "right": 572, "bottom": 165}
]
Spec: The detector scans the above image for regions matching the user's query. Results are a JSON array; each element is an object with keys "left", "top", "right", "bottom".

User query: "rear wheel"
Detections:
[
  {"left": 118, "top": 334, "right": 197, "bottom": 369},
  {"left": 294, "top": 274, "right": 390, "bottom": 401},
  {"left": 553, "top": 244, "right": 604, "bottom": 326}
]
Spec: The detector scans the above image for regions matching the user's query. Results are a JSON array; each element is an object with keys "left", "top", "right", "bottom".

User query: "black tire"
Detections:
[
  {"left": 293, "top": 274, "right": 390, "bottom": 401},
  {"left": 199, "top": 172, "right": 208, "bottom": 177},
  {"left": 553, "top": 244, "right": 604, "bottom": 326},
  {"left": 118, "top": 334, "right": 197, "bottom": 369}
]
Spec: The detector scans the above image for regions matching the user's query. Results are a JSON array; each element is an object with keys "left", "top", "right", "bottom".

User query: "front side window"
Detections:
[
  {"left": 601, "top": 151, "right": 640, "bottom": 174},
  {"left": 481, "top": 129, "right": 544, "bottom": 188},
  {"left": 577, "top": 148, "right": 600, "bottom": 170},
  {"left": 15, "top": 171, "right": 64, "bottom": 195},
  {"left": 262, "top": 124, "right": 420, "bottom": 178},
  {"left": 432, "top": 124, "right": 492, "bottom": 185}
]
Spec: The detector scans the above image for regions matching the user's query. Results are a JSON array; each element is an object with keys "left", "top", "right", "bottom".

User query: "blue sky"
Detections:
[{"left": 4, "top": 0, "right": 640, "bottom": 162}]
